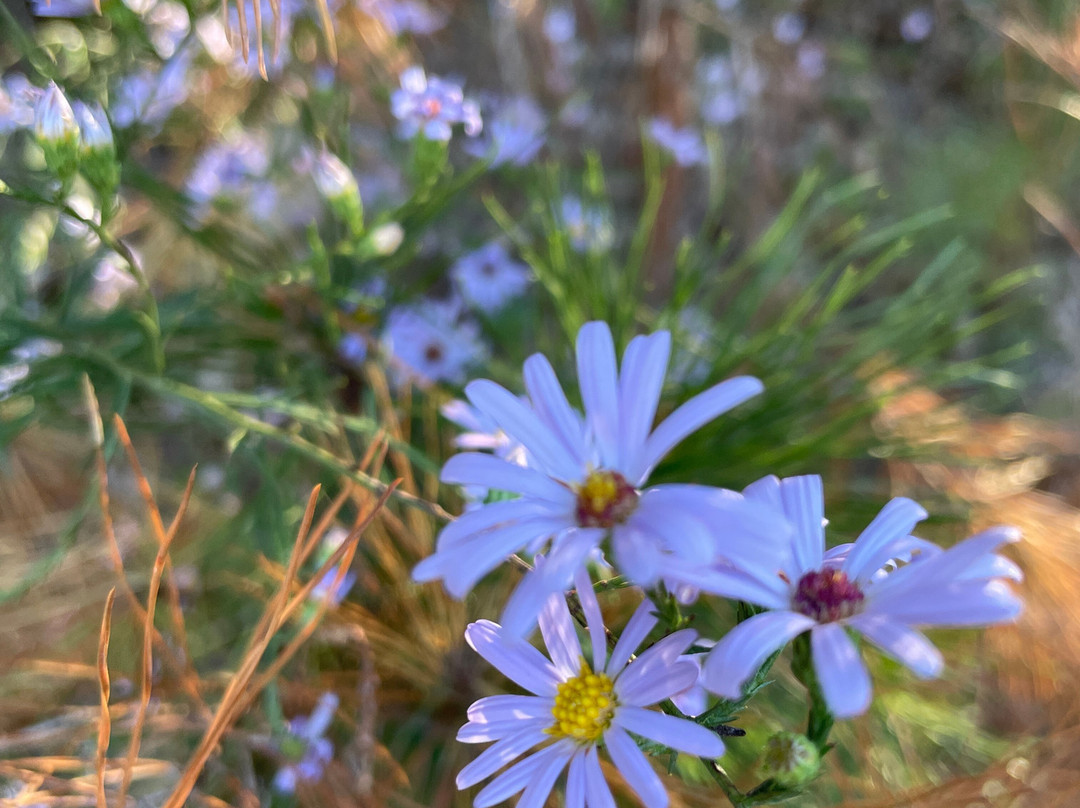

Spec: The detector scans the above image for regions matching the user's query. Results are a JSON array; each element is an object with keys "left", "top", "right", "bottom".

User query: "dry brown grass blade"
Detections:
[
  {"left": 94, "top": 588, "right": 115, "bottom": 808},
  {"left": 116, "top": 463, "right": 192, "bottom": 808},
  {"left": 112, "top": 415, "right": 198, "bottom": 685},
  {"left": 82, "top": 379, "right": 207, "bottom": 715},
  {"left": 314, "top": 0, "right": 338, "bottom": 63},
  {"left": 251, "top": 0, "right": 267, "bottom": 80}
]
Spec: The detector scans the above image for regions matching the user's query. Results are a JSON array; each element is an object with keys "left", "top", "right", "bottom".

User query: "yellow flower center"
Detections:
[
  {"left": 548, "top": 662, "right": 618, "bottom": 744},
  {"left": 575, "top": 469, "right": 639, "bottom": 528}
]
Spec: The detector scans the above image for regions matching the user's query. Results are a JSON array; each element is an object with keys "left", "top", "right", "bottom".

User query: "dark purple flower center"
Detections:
[
  {"left": 792, "top": 569, "right": 864, "bottom": 623},
  {"left": 424, "top": 342, "right": 444, "bottom": 362},
  {"left": 575, "top": 470, "right": 639, "bottom": 528}
]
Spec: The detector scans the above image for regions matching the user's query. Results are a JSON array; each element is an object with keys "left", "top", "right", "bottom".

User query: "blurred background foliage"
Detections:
[{"left": 0, "top": 0, "right": 1078, "bottom": 805}]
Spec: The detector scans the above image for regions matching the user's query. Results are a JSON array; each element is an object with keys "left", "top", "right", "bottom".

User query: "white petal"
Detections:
[
  {"left": 605, "top": 599, "right": 659, "bottom": 677},
  {"left": 473, "top": 744, "right": 568, "bottom": 808},
  {"left": 565, "top": 752, "right": 587, "bottom": 808},
  {"left": 842, "top": 498, "right": 928, "bottom": 583},
  {"left": 442, "top": 453, "right": 575, "bottom": 506},
  {"left": 683, "top": 565, "right": 790, "bottom": 610},
  {"left": 702, "top": 611, "right": 816, "bottom": 700},
  {"left": 637, "top": 376, "right": 763, "bottom": 484},
  {"left": 540, "top": 590, "right": 584, "bottom": 679},
  {"left": 604, "top": 726, "right": 668, "bottom": 808},
  {"left": 500, "top": 529, "right": 604, "bottom": 637},
  {"left": 810, "top": 623, "right": 872, "bottom": 719},
  {"left": 615, "top": 634, "right": 699, "bottom": 706},
  {"left": 866, "top": 579, "right": 1023, "bottom": 626},
  {"left": 618, "top": 331, "right": 671, "bottom": 477},
  {"left": 615, "top": 706, "right": 725, "bottom": 758},
  {"left": 467, "top": 694, "right": 553, "bottom": 723},
  {"left": 583, "top": 747, "right": 616, "bottom": 808},
  {"left": 466, "top": 379, "right": 582, "bottom": 481},
  {"left": 436, "top": 499, "right": 561, "bottom": 550},
  {"left": 465, "top": 620, "right": 561, "bottom": 696},
  {"left": 847, "top": 615, "right": 943, "bottom": 679},
  {"left": 457, "top": 714, "right": 551, "bottom": 743},
  {"left": 524, "top": 353, "right": 586, "bottom": 466},
  {"left": 456, "top": 726, "right": 550, "bottom": 788},
  {"left": 742, "top": 474, "right": 782, "bottom": 510},
  {"left": 778, "top": 475, "right": 825, "bottom": 573},
  {"left": 577, "top": 321, "right": 622, "bottom": 470},
  {"left": 574, "top": 565, "right": 607, "bottom": 672},
  {"left": 516, "top": 744, "right": 572, "bottom": 808}
]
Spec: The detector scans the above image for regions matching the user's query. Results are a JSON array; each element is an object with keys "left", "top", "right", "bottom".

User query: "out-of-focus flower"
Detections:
[
  {"left": 273, "top": 692, "right": 338, "bottom": 792},
  {"left": 542, "top": 6, "right": 581, "bottom": 92},
  {"left": 560, "top": 196, "right": 614, "bottom": 253},
  {"left": 901, "top": 7, "right": 934, "bottom": 43},
  {"left": 381, "top": 301, "right": 487, "bottom": 387},
  {"left": 647, "top": 118, "right": 707, "bottom": 167},
  {"left": 772, "top": 12, "right": 806, "bottom": 45},
  {"left": 72, "top": 102, "right": 112, "bottom": 153},
  {"left": 456, "top": 573, "right": 725, "bottom": 808},
  {"left": 796, "top": 43, "right": 827, "bottom": 81},
  {"left": 28, "top": 0, "right": 98, "bottom": 17},
  {"left": 338, "top": 332, "right": 369, "bottom": 365},
  {"left": 310, "top": 565, "right": 357, "bottom": 606},
  {"left": 391, "top": 66, "right": 481, "bottom": 142},
  {"left": 0, "top": 74, "right": 42, "bottom": 134},
  {"left": 543, "top": 6, "right": 576, "bottom": 45},
  {"left": 0, "top": 338, "right": 63, "bottom": 400},
  {"left": 441, "top": 398, "right": 526, "bottom": 464},
  {"left": 145, "top": 0, "right": 191, "bottom": 58},
  {"left": 361, "top": 0, "right": 446, "bottom": 35},
  {"left": 465, "top": 96, "right": 546, "bottom": 168},
  {"left": 34, "top": 82, "right": 79, "bottom": 145},
  {"left": 311, "top": 149, "right": 358, "bottom": 200},
  {"left": 451, "top": 242, "right": 531, "bottom": 314},
  {"left": 111, "top": 48, "right": 192, "bottom": 130},
  {"left": 369, "top": 222, "right": 405, "bottom": 255},
  {"left": 413, "top": 321, "right": 788, "bottom": 637},
  {"left": 184, "top": 130, "right": 270, "bottom": 220},
  {"left": 701, "top": 474, "right": 1024, "bottom": 718},
  {"left": 698, "top": 53, "right": 764, "bottom": 126},
  {"left": 92, "top": 252, "right": 141, "bottom": 310}
]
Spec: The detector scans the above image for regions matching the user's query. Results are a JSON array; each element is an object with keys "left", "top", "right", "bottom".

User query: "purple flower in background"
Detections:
[
  {"left": 413, "top": 321, "right": 789, "bottom": 637},
  {"left": 28, "top": 0, "right": 98, "bottom": 17},
  {"left": 647, "top": 118, "right": 707, "bottom": 167},
  {"left": 698, "top": 53, "right": 763, "bottom": 127},
  {"left": 441, "top": 398, "right": 526, "bottom": 464},
  {"left": 111, "top": 48, "right": 192, "bottom": 130},
  {"left": 465, "top": 96, "right": 546, "bottom": 168},
  {"left": 701, "top": 474, "right": 1024, "bottom": 718},
  {"left": 456, "top": 568, "right": 725, "bottom": 808},
  {"left": 560, "top": 196, "right": 613, "bottom": 253},
  {"left": 310, "top": 565, "right": 357, "bottom": 606},
  {"left": 901, "top": 7, "right": 934, "bottom": 43},
  {"left": 391, "top": 66, "right": 481, "bottom": 142},
  {"left": 451, "top": 242, "right": 531, "bottom": 314},
  {"left": 274, "top": 692, "right": 338, "bottom": 792},
  {"left": 184, "top": 129, "right": 270, "bottom": 220},
  {"left": 772, "top": 12, "right": 806, "bottom": 45},
  {"left": 34, "top": 82, "right": 79, "bottom": 144},
  {"left": 338, "top": 332, "right": 369, "bottom": 365},
  {"left": 0, "top": 74, "right": 43, "bottom": 134},
  {"left": 381, "top": 301, "right": 488, "bottom": 387},
  {"left": 72, "top": 101, "right": 113, "bottom": 152},
  {"left": 362, "top": 0, "right": 446, "bottom": 35}
]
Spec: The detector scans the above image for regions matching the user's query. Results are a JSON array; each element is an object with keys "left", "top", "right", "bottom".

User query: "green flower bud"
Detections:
[
  {"left": 34, "top": 82, "right": 81, "bottom": 182},
  {"left": 758, "top": 731, "right": 821, "bottom": 788},
  {"left": 313, "top": 148, "right": 363, "bottom": 237},
  {"left": 73, "top": 101, "right": 119, "bottom": 202}
]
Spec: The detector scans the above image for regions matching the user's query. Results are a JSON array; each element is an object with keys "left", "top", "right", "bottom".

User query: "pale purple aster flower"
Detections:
[
  {"left": 362, "top": 0, "right": 446, "bottom": 35},
  {"left": 901, "top": 7, "right": 934, "bottom": 43},
  {"left": 391, "top": 66, "right": 482, "bottom": 142},
  {"left": 310, "top": 565, "right": 357, "bottom": 606},
  {"left": 274, "top": 692, "right": 338, "bottom": 792},
  {"left": 647, "top": 118, "right": 707, "bottom": 167},
  {"left": 772, "top": 12, "right": 806, "bottom": 45},
  {"left": 381, "top": 301, "right": 488, "bottom": 387},
  {"left": 701, "top": 474, "right": 1024, "bottom": 718},
  {"left": 145, "top": 0, "right": 191, "bottom": 59},
  {"left": 338, "top": 332, "right": 369, "bottom": 365},
  {"left": 28, "top": 0, "right": 98, "bottom": 17},
  {"left": 184, "top": 130, "right": 270, "bottom": 219},
  {"left": 111, "top": 48, "right": 192, "bottom": 130},
  {"left": 72, "top": 101, "right": 112, "bottom": 152},
  {"left": 413, "top": 321, "right": 790, "bottom": 637},
  {"left": 451, "top": 242, "right": 531, "bottom": 314},
  {"left": 560, "top": 196, "right": 613, "bottom": 253},
  {"left": 34, "top": 82, "right": 79, "bottom": 144},
  {"left": 698, "top": 53, "right": 763, "bottom": 127},
  {"left": 465, "top": 96, "right": 546, "bottom": 168},
  {"left": 457, "top": 568, "right": 725, "bottom": 808},
  {"left": 0, "top": 74, "right": 42, "bottom": 134},
  {"left": 441, "top": 398, "right": 527, "bottom": 464}
]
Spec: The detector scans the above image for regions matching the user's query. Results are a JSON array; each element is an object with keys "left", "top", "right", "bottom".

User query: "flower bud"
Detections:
[
  {"left": 369, "top": 222, "right": 404, "bottom": 256},
  {"left": 72, "top": 101, "right": 119, "bottom": 201},
  {"left": 757, "top": 731, "right": 820, "bottom": 788},
  {"left": 34, "top": 82, "right": 81, "bottom": 181},
  {"left": 313, "top": 149, "right": 363, "bottom": 236}
]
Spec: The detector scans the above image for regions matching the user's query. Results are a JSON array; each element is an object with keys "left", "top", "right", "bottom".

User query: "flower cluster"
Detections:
[
  {"left": 391, "top": 66, "right": 482, "bottom": 142},
  {"left": 415, "top": 320, "right": 1024, "bottom": 808}
]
